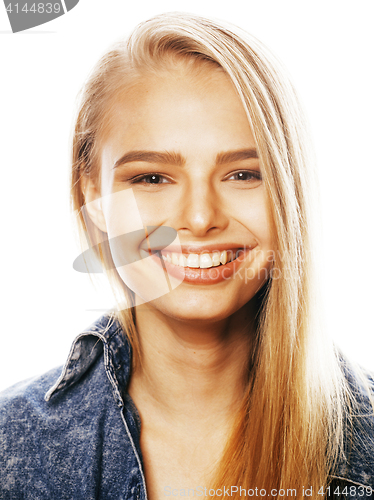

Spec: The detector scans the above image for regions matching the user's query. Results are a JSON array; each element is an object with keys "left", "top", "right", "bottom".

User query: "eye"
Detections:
[
  {"left": 131, "top": 174, "right": 170, "bottom": 185},
  {"left": 226, "top": 170, "right": 262, "bottom": 184}
]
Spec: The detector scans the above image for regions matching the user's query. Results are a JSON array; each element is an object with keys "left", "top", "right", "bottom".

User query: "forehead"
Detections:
[{"left": 100, "top": 61, "right": 254, "bottom": 154}]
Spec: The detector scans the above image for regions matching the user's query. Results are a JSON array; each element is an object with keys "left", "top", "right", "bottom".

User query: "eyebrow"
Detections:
[
  {"left": 113, "top": 148, "right": 258, "bottom": 169},
  {"left": 216, "top": 148, "right": 258, "bottom": 165}
]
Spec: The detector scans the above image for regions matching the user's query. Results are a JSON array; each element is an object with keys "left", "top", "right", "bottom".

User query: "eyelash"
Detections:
[
  {"left": 226, "top": 170, "right": 262, "bottom": 182},
  {"left": 128, "top": 170, "right": 262, "bottom": 185},
  {"left": 130, "top": 173, "right": 170, "bottom": 185}
]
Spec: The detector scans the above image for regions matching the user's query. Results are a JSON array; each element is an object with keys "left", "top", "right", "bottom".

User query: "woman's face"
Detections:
[{"left": 91, "top": 62, "right": 274, "bottom": 322}]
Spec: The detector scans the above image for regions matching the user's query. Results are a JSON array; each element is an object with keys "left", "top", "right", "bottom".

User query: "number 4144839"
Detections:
[
  {"left": 6, "top": 3, "right": 61, "bottom": 14},
  {"left": 318, "top": 485, "right": 373, "bottom": 496}
]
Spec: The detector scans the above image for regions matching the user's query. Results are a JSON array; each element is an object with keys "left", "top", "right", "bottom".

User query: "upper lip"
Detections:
[{"left": 158, "top": 244, "right": 255, "bottom": 254}]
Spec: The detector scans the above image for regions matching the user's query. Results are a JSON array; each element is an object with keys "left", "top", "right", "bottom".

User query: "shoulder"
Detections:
[
  {"left": 0, "top": 367, "right": 64, "bottom": 496},
  {"left": 0, "top": 366, "right": 63, "bottom": 451},
  {"left": 0, "top": 312, "right": 129, "bottom": 424},
  {"left": 0, "top": 366, "right": 61, "bottom": 408},
  {"left": 0, "top": 313, "right": 135, "bottom": 499},
  {"left": 333, "top": 355, "right": 374, "bottom": 489}
]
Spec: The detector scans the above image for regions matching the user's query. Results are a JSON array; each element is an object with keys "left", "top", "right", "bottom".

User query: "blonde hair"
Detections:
[{"left": 71, "top": 12, "right": 352, "bottom": 498}]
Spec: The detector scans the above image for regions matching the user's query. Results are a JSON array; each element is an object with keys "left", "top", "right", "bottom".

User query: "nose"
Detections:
[{"left": 176, "top": 181, "right": 229, "bottom": 238}]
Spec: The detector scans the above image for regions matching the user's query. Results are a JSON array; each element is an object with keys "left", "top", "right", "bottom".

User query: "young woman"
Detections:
[{"left": 1, "top": 12, "right": 374, "bottom": 500}]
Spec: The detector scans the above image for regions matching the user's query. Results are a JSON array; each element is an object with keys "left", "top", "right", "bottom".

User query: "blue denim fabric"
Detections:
[{"left": 0, "top": 313, "right": 373, "bottom": 499}]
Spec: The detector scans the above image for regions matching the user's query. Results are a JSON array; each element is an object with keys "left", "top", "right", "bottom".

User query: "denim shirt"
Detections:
[{"left": 0, "top": 313, "right": 373, "bottom": 499}]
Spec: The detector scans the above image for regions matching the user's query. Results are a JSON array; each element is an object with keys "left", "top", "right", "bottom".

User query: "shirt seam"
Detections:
[{"left": 120, "top": 410, "right": 148, "bottom": 500}]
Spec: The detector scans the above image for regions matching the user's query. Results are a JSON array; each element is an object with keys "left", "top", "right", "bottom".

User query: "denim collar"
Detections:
[
  {"left": 45, "top": 313, "right": 374, "bottom": 489},
  {"left": 45, "top": 313, "right": 131, "bottom": 408}
]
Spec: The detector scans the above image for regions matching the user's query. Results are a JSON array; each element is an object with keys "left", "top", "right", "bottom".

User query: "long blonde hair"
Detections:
[{"left": 71, "top": 12, "right": 350, "bottom": 498}]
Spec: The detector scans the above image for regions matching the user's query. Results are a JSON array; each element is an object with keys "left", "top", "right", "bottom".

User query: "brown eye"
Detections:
[
  {"left": 145, "top": 175, "right": 162, "bottom": 184},
  {"left": 232, "top": 171, "right": 260, "bottom": 181},
  {"left": 237, "top": 172, "right": 251, "bottom": 180},
  {"left": 226, "top": 170, "right": 262, "bottom": 185},
  {"left": 131, "top": 173, "right": 171, "bottom": 185}
]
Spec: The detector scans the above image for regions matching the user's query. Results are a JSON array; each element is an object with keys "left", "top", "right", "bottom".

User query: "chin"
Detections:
[{"left": 147, "top": 293, "right": 245, "bottom": 324}]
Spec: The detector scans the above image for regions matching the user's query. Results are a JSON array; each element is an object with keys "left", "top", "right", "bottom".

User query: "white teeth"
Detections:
[
  {"left": 163, "top": 249, "right": 244, "bottom": 269},
  {"left": 179, "top": 253, "right": 187, "bottom": 267},
  {"left": 200, "top": 254, "right": 213, "bottom": 269},
  {"left": 227, "top": 250, "right": 234, "bottom": 263},
  {"left": 212, "top": 252, "right": 220, "bottom": 267},
  {"left": 186, "top": 253, "right": 200, "bottom": 268}
]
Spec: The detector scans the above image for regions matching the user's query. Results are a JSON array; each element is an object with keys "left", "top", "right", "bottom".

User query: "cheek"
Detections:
[
  {"left": 229, "top": 190, "right": 273, "bottom": 246},
  {"left": 100, "top": 188, "right": 184, "bottom": 301},
  {"left": 102, "top": 188, "right": 144, "bottom": 238},
  {"left": 128, "top": 191, "right": 176, "bottom": 225},
  {"left": 102, "top": 190, "right": 146, "bottom": 278},
  {"left": 228, "top": 191, "right": 275, "bottom": 282}
]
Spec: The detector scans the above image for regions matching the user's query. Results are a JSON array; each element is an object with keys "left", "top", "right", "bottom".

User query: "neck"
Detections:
[{"left": 128, "top": 299, "right": 257, "bottom": 430}]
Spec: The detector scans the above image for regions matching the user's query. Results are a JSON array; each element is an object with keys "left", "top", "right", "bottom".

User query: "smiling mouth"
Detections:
[{"left": 161, "top": 248, "right": 247, "bottom": 269}]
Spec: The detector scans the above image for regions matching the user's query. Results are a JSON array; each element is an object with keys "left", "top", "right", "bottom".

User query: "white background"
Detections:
[{"left": 0, "top": 0, "right": 373, "bottom": 392}]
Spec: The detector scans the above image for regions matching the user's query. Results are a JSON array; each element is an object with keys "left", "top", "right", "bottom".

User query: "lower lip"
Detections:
[{"left": 157, "top": 248, "right": 252, "bottom": 285}]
